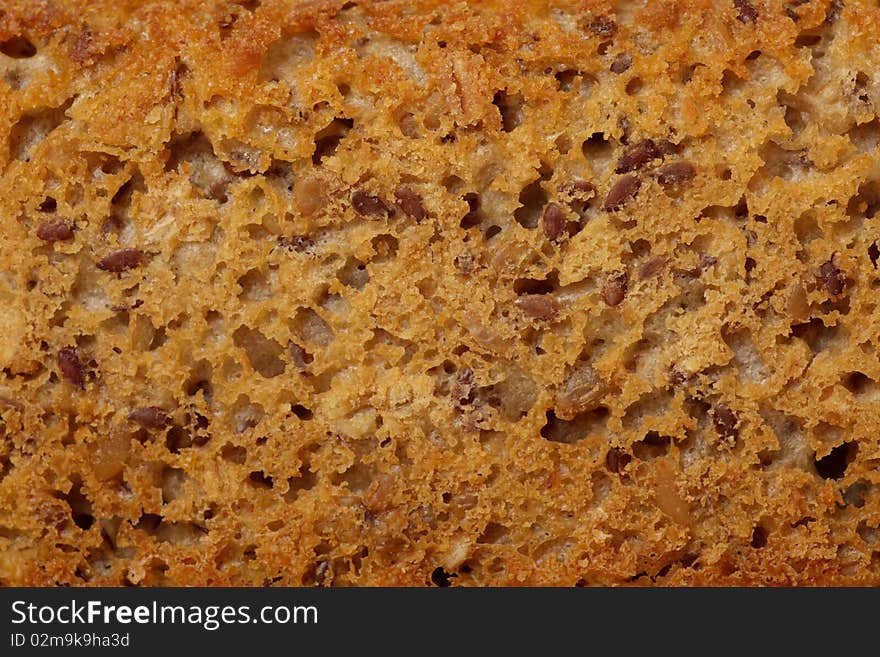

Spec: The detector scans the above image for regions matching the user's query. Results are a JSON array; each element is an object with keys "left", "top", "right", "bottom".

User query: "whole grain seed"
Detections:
[
  {"left": 97, "top": 248, "right": 143, "bottom": 272},
  {"left": 542, "top": 203, "right": 566, "bottom": 241},
  {"left": 515, "top": 294, "right": 560, "bottom": 321},
  {"left": 734, "top": 0, "right": 759, "bottom": 23},
  {"left": 394, "top": 186, "right": 427, "bottom": 221},
  {"left": 128, "top": 406, "right": 171, "bottom": 430},
  {"left": 657, "top": 161, "right": 696, "bottom": 185},
  {"left": 36, "top": 221, "right": 74, "bottom": 242},
  {"left": 610, "top": 53, "right": 632, "bottom": 74},
  {"left": 289, "top": 342, "right": 314, "bottom": 368},
  {"left": 351, "top": 190, "right": 388, "bottom": 217},
  {"left": 606, "top": 447, "right": 632, "bottom": 473},
  {"left": 58, "top": 346, "right": 84, "bottom": 387},
  {"left": 603, "top": 271, "right": 628, "bottom": 306},
  {"left": 603, "top": 175, "right": 640, "bottom": 210},
  {"left": 616, "top": 139, "right": 657, "bottom": 173},
  {"left": 713, "top": 404, "right": 739, "bottom": 441},
  {"left": 639, "top": 255, "right": 665, "bottom": 279},
  {"left": 820, "top": 259, "right": 845, "bottom": 295}
]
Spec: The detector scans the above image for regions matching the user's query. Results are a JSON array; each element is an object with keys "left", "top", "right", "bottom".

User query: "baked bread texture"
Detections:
[{"left": 2, "top": 0, "right": 880, "bottom": 586}]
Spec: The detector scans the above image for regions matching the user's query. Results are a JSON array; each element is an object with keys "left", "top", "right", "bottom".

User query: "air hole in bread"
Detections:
[
  {"left": 555, "top": 68, "right": 580, "bottom": 91},
  {"left": 848, "top": 118, "right": 880, "bottom": 155},
  {"left": 513, "top": 273, "right": 557, "bottom": 295},
  {"left": 790, "top": 317, "right": 840, "bottom": 353},
  {"left": 845, "top": 180, "right": 880, "bottom": 218},
  {"left": 514, "top": 179, "right": 548, "bottom": 229},
  {"left": 233, "top": 326, "right": 285, "bottom": 379},
  {"left": 750, "top": 524, "right": 769, "bottom": 548},
  {"left": 633, "top": 432, "right": 672, "bottom": 460},
  {"left": 166, "top": 131, "right": 238, "bottom": 202},
  {"left": 62, "top": 477, "right": 94, "bottom": 530},
  {"left": 285, "top": 458, "right": 318, "bottom": 502},
  {"left": 814, "top": 441, "right": 857, "bottom": 480},
  {"left": 540, "top": 407, "right": 609, "bottom": 444},
  {"left": 259, "top": 28, "right": 317, "bottom": 79},
  {"left": 291, "top": 404, "right": 313, "bottom": 420},
  {"left": 493, "top": 90, "right": 524, "bottom": 132},
  {"left": 337, "top": 257, "right": 369, "bottom": 289},
  {"left": 165, "top": 425, "right": 192, "bottom": 453},
  {"left": 431, "top": 566, "right": 456, "bottom": 586},
  {"left": 478, "top": 522, "right": 509, "bottom": 544},
  {"left": 9, "top": 100, "right": 72, "bottom": 162},
  {"left": 105, "top": 168, "right": 145, "bottom": 233},
  {"left": 161, "top": 466, "right": 188, "bottom": 503},
  {"left": 395, "top": 109, "right": 420, "bottom": 137},
  {"left": 459, "top": 192, "right": 483, "bottom": 229},
  {"left": 0, "top": 36, "right": 36, "bottom": 58},
  {"left": 581, "top": 132, "right": 614, "bottom": 171},
  {"left": 843, "top": 480, "right": 868, "bottom": 508},
  {"left": 312, "top": 118, "right": 353, "bottom": 164},
  {"left": 842, "top": 371, "right": 878, "bottom": 399},
  {"left": 183, "top": 359, "right": 213, "bottom": 398},
  {"left": 233, "top": 396, "right": 264, "bottom": 433},
  {"left": 794, "top": 33, "right": 822, "bottom": 48},
  {"left": 248, "top": 470, "right": 273, "bottom": 489},
  {"left": 290, "top": 307, "right": 333, "bottom": 346},
  {"left": 220, "top": 443, "right": 247, "bottom": 464}
]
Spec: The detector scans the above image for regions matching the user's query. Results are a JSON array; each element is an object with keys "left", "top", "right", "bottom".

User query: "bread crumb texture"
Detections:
[{"left": 1, "top": 0, "right": 880, "bottom": 586}]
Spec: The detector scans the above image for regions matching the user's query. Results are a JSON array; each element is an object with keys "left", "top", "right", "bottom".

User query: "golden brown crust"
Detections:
[{"left": 2, "top": 0, "right": 880, "bottom": 586}]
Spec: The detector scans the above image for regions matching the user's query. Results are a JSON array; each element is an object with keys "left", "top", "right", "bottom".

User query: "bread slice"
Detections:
[{"left": 1, "top": 0, "right": 879, "bottom": 586}]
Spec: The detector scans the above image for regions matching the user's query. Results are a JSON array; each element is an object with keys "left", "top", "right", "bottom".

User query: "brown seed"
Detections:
[
  {"left": 289, "top": 342, "right": 313, "bottom": 369},
  {"left": 207, "top": 180, "right": 230, "bottom": 202},
  {"left": 170, "top": 59, "right": 187, "bottom": 100},
  {"left": 603, "top": 174, "right": 641, "bottom": 211},
  {"left": 618, "top": 115, "right": 631, "bottom": 144},
  {"left": 686, "top": 254, "right": 718, "bottom": 277},
  {"left": 713, "top": 404, "right": 739, "bottom": 441},
  {"left": 38, "top": 197, "right": 58, "bottom": 212},
  {"left": 826, "top": 0, "right": 843, "bottom": 23},
  {"left": 36, "top": 221, "right": 74, "bottom": 242},
  {"left": 655, "top": 139, "right": 679, "bottom": 156},
  {"left": 454, "top": 254, "right": 475, "bottom": 275},
  {"left": 669, "top": 369, "right": 687, "bottom": 386},
  {"left": 560, "top": 180, "right": 596, "bottom": 210},
  {"left": 67, "top": 24, "right": 95, "bottom": 65},
  {"left": 656, "top": 161, "right": 696, "bottom": 185},
  {"left": 606, "top": 447, "right": 632, "bottom": 474},
  {"left": 586, "top": 16, "right": 617, "bottom": 37},
  {"left": 128, "top": 406, "right": 171, "bottom": 430},
  {"left": 279, "top": 235, "right": 315, "bottom": 253},
  {"left": 603, "top": 271, "right": 628, "bottom": 307},
  {"left": 568, "top": 180, "right": 596, "bottom": 196},
  {"left": 639, "top": 255, "right": 666, "bottom": 279},
  {"left": 556, "top": 363, "right": 608, "bottom": 419},
  {"left": 314, "top": 560, "right": 331, "bottom": 586},
  {"left": 394, "top": 186, "right": 427, "bottom": 221},
  {"left": 542, "top": 203, "right": 566, "bottom": 241},
  {"left": 58, "top": 346, "right": 84, "bottom": 388},
  {"left": 351, "top": 190, "right": 388, "bottom": 217},
  {"left": 515, "top": 294, "right": 560, "bottom": 321},
  {"left": 616, "top": 139, "right": 658, "bottom": 173},
  {"left": 734, "top": 0, "right": 759, "bottom": 23},
  {"left": 820, "top": 259, "right": 845, "bottom": 295},
  {"left": 451, "top": 368, "right": 476, "bottom": 406},
  {"left": 97, "top": 248, "right": 143, "bottom": 273},
  {"left": 610, "top": 53, "right": 632, "bottom": 74}
]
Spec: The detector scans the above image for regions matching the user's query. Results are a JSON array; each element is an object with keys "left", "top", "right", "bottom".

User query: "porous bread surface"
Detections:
[{"left": 2, "top": 0, "right": 880, "bottom": 586}]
